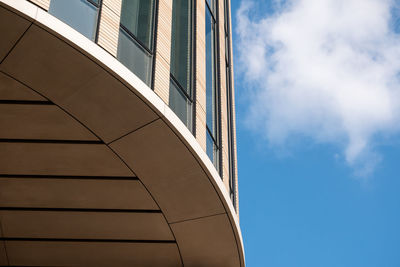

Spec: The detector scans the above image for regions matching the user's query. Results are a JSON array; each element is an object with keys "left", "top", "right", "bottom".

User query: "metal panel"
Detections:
[
  {"left": 1, "top": 210, "right": 173, "bottom": 240},
  {"left": 111, "top": 119, "right": 225, "bottom": 223},
  {"left": 0, "top": 5, "right": 31, "bottom": 62},
  {"left": 0, "top": 24, "right": 159, "bottom": 143},
  {"left": 171, "top": 213, "right": 240, "bottom": 267},
  {"left": 0, "top": 104, "right": 99, "bottom": 140},
  {"left": 0, "top": 177, "right": 158, "bottom": 210},
  {"left": 0, "top": 72, "right": 46, "bottom": 101},
  {"left": 0, "top": 143, "right": 134, "bottom": 176},
  {"left": 6, "top": 241, "right": 181, "bottom": 266}
]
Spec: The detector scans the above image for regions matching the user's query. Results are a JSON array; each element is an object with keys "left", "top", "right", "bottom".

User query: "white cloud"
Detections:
[{"left": 236, "top": 0, "right": 400, "bottom": 175}]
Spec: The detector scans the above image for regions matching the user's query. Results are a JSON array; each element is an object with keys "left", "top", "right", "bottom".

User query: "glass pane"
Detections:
[
  {"left": 206, "top": 128, "right": 219, "bottom": 169},
  {"left": 206, "top": 9, "right": 217, "bottom": 137},
  {"left": 170, "top": 0, "right": 192, "bottom": 95},
  {"left": 120, "top": 0, "right": 154, "bottom": 50},
  {"left": 225, "top": 35, "right": 229, "bottom": 60},
  {"left": 226, "top": 64, "right": 231, "bottom": 93},
  {"left": 169, "top": 79, "right": 192, "bottom": 128},
  {"left": 49, "top": 0, "right": 98, "bottom": 41},
  {"left": 206, "top": 0, "right": 215, "bottom": 15},
  {"left": 224, "top": 0, "right": 229, "bottom": 29},
  {"left": 117, "top": 28, "right": 152, "bottom": 86},
  {"left": 206, "top": 130, "right": 214, "bottom": 163}
]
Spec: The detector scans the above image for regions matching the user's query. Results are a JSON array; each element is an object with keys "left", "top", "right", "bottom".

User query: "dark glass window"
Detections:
[
  {"left": 117, "top": 0, "right": 155, "bottom": 86},
  {"left": 120, "top": 0, "right": 154, "bottom": 50},
  {"left": 205, "top": 1, "right": 220, "bottom": 170},
  {"left": 169, "top": 0, "right": 193, "bottom": 129},
  {"left": 49, "top": 0, "right": 100, "bottom": 41},
  {"left": 170, "top": 78, "right": 192, "bottom": 126}
]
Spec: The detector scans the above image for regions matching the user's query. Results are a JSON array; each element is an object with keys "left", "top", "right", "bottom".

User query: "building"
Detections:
[{"left": 0, "top": 0, "right": 244, "bottom": 266}]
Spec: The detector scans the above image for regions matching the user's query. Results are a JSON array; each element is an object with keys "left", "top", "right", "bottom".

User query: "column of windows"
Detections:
[
  {"left": 224, "top": 0, "right": 236, "bottom": 208},
  {"left": 205, "top": 0, "right": 221, "bottom": 171},
  {"left": 169, "top": 0, "right": 194, "bottom": 130}
]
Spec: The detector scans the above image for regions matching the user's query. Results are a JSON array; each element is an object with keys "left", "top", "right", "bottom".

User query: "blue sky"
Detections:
[{"left": 231, "top": 0, "right": 400, "bottom": 266}]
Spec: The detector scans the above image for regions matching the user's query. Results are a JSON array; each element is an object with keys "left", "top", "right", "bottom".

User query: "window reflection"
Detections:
[
  {"left": 205, "top": 2, "right": 219, "bottom": 170},
  {"left": 169, "top": 0, "right": 193, "bottom": 130},
  {"left": 49, "top": 0, "right": 100, "bottom": 41},
  {"left": 117, "top": 0, "right": 155, "bottom": 86},
  {"left": 169, "top": 79, "right": 192, "bottom": 127}
]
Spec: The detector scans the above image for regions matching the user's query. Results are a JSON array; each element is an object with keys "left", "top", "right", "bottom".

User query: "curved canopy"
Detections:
[{"left": 0, "top": 1, "right": 244, "bottom": 266}]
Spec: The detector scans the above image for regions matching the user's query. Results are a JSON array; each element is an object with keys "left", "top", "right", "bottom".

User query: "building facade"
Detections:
[{"left": 0, "top": 0, "right": 243, "bottom": 265}]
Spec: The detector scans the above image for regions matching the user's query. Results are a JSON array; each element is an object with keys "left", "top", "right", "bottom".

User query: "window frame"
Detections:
[{"left": 92, "top": 0, "right": 102, "bottom": 43}]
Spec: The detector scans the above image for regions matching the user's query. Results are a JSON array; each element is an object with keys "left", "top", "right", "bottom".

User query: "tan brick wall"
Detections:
[
  {"left": 97, "top": 0, "right": 122, "bottom": 57},
  {"left": 196, "top": 104, "right": 207, "bottom": 153},
  {"left": 195, "top": 0, "right": 207, "bottom": 152},
  {"left": 29, "top": 0, "right": 50, "bottom": 10},
  {"left": 153, "top": 54, "right": 170, "bottom": 103},
  {"left": 153, "top": 0, "right": 172, "bottom": 104},
  {"left": 102, "top": 0, "right": 121, "bottom": 14}
]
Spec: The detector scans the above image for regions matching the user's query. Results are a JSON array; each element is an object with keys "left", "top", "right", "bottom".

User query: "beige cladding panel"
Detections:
[
  {"left": 102, "top": 0, "right": 122, "bottom": 15},
  {"left": 153, "top": 53, "right": 170, "bottom": 104},
  {"left": 156, "top": 0, "right": 172, "bottom": 62},
  {"left": 28, "top": 0, "right": 49, "bottom": 10},
  {"left": 223, "top": 165, "right": 230, "bottom": 191},
  {"left": 97, "top": 0, "right": 122, "bottom": 57},
  {"left": 196, "top": 103, "right": 207, "bottom": 152},
  {"left": 196, "top": 0, "right": 207, "bottom": 151},
  {"left": 221, "top": 149, "right": 230, "bottom": 186},
  {"left": 197, "top": 80, "right": 206, "bottom": 112},
  {"left": 153, "top": 0, "right": 172, "bottom": 104}
]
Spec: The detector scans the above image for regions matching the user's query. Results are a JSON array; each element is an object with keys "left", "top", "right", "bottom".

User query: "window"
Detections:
[
  {"left": 169, "top": 0, "right": 193, "bottom": 129},
  {"left": 205, "top": 0, "right": 220, "bottom": 171},
  {"left": 117, "top": 0, "right": 155, "bottom": 86},
  {"left": 49, "top": 0, "right": 100, "bottom": 41},
  {"left": 206, "top": 0, "right": 216, "bottom": 14},
  {"left": 224, "top": 0, "right": 236, "bottom": 209}
]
